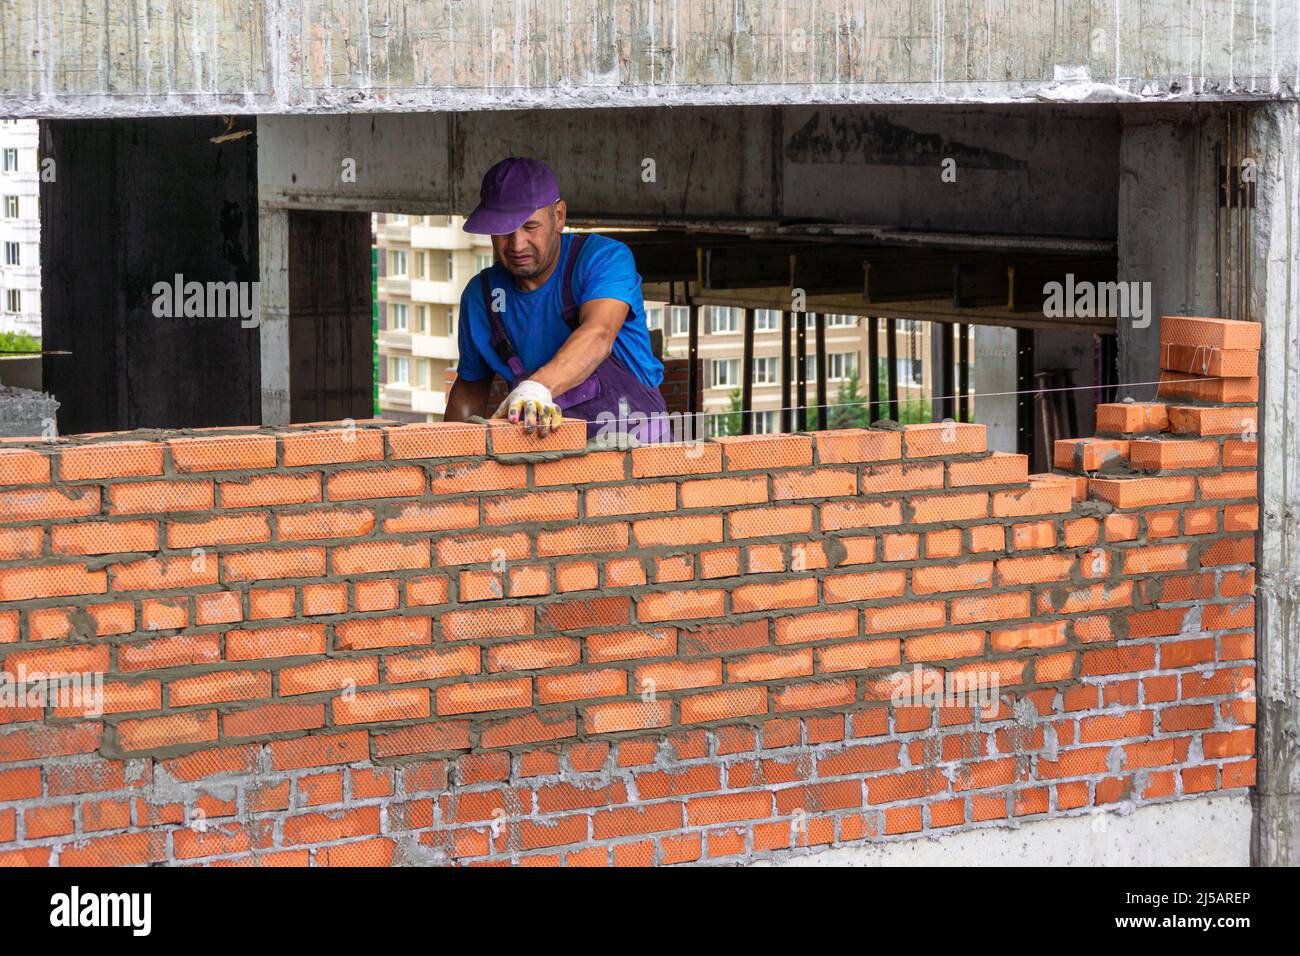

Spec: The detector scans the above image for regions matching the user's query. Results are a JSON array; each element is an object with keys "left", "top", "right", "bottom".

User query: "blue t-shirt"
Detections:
[{"left": 455, "top": 232, "right": 663, "bottom": 389}]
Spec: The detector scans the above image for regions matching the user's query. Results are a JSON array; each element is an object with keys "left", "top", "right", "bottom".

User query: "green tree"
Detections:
[
  {"left": 828, "top": 368, "right": 871, "bottom": 430},
  {"left": 0, "top": 331, "right": 40, "bottom": 354},
  {"left": 723, "top": 388, "right": 743, "bottom": 436}
]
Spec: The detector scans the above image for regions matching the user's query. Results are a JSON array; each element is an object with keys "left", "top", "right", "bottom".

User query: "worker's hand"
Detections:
[{"left": 492, "top": 379, "right": 563, "bottom": 436}]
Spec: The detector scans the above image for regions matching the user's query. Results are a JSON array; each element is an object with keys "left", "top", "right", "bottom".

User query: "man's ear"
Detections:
[{"left": 554, "top": 199, "right": 567, "bottom": 230}]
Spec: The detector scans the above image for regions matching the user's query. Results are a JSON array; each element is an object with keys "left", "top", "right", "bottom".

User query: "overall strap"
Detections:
[
  {"left": 478, "top": 268, "right": 526, "bottom": 378},
  {"left": 560, "top": 233, "right": 590, "bottom": 330}
]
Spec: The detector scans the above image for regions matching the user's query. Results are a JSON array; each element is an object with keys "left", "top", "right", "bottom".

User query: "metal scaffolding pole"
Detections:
[
  {"left": 795, "top": 311, "right": 808, "bottom": 430},
  {"left": 867, "top": 316, "right": 881, "bottom": 423},
  {"left": 886, "top": 318, "right": 900, "bottom": 421},
  {"left": 814, "top": 312, "right": 828, "bottom": 430},
  {"left": 741, "top": 307, "right": 755, "bottom": 435},
  {"left": 939, "top": 320, "right": 956, "bottom": 420},
  {"left": 958, "top": 323, "right": 971, "bottom": 422},
  {"left": 780, "top": 309, "right": 792, "bottom": 432}
]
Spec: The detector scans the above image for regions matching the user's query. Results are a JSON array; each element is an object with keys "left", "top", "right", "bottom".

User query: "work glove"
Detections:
[{"left": 493, "top": 379, "right": 563, "bottom": 436}]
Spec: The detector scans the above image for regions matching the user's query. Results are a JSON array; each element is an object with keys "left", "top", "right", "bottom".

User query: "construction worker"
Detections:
[{"left": 443, "top": 157, "right": 668, "bottom": 440}]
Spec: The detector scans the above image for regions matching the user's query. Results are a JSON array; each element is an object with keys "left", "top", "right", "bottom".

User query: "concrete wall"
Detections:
[
  {"left": 40, "top": 118, "right": 261, "bottom": 435},
  {"left": 1, "top": 1, "right": 1296, "bottom": 117},
  {"left": 1117, "top": 108, "right": 1225, "bottom": 386},
  {"left": 0, "top": 316, "right": 1259, "bottom": 864}
]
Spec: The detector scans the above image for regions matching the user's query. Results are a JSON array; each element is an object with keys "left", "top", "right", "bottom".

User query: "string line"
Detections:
[{"left": 692, "top": 374, "right": 1227, "bottom": 419}]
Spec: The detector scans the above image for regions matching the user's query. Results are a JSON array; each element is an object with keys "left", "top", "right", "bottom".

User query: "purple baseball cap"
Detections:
[{"left": 463, "top": 157, "right": 561, "bottom": 235}]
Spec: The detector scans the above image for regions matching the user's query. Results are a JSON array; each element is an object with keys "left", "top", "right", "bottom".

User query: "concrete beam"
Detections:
[
  {"left": 2, "top": 1, "right": 1298, "bottom": 117},
  {"left": 257, "top": 105, "right": 1121, "bottom": 240}
]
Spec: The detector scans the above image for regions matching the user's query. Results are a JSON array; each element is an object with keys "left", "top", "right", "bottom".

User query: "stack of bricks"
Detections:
[
  {"left": 0, "top": 317, "right": 1256, "bottom": 866},
  {"left": 1156, "top": 315, "right": 1261, "bottom": 405},
  {"left": 656, "top": 357, "right": 701, "bottom": 421}
]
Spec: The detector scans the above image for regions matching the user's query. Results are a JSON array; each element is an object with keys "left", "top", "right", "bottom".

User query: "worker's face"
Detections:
[{"left": 493, "top": 200, "right": 566, "bottom": 279}]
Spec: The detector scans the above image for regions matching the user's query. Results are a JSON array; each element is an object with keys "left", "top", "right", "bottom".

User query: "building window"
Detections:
[
  {"left": 898, "top": 357, "right": 923, "bottom": 386},
  {"left": 4, "top": 289, "right": 19, "bottom": 313},
  {"left": 388, "top": 213, "right": 407, "bottom": 224},
  {"left": 389, "top": 356, "right": 409, "bottom": 384},
  {"left": 669, "top": 306, "right": 690, "bottom": 336},
  {"left": 446, "top": 253, "right": 455, "bottom": 282},
  {"left": 710, "top": 358, "right": 740, "bottom": 389},
  {"left": 447, "top": 307, "right": 458, "bottom": 337},
  {"left": 416, "top": 359, "right": 432, "bottom": 389},
  {"left": 1, "top": 149, "right": 16, "bottom": 173},
  {"left": 826, "top": 313, "right": 857, "bottom": 328},
  {"left": 754, "top": 410, "right": 779, "bottom": 434},
  {"left": 2, "top": 195, "right": 17, "bottom": 219},
  {"left": 827, "top": 351, "right": 859, "bottom": 380},
  {"left": 754, "top": 309, "right": 780, "bottom": 331},
  {"left": 389, "top": 250, "right": 408, "bottom": 277},
  {"left": 709, "top": 306, "right": 741, "bottom": 334},
  {"left": 475, "top": 254, "right": 492, "bottom": 273},
  {"left": 752, "top": 356, "right": 779, "bottom": 385},
  {"left": 414, "top": 304, "right": 428, "bottom": 334},
  {"left": 645, "top": 307, "right": 663, "bottom": 331},
  {"left": 414, "top": 251, "right": 427, "bottom": 279},
  {"left": 804, "top": 351, "right": 860, "bottom": 380},
  {"left": 3, "top": 241, "right": 17, "bottom": 266},
  {"left": 389, "top": 303, "right": 409, "bottom": 331}
]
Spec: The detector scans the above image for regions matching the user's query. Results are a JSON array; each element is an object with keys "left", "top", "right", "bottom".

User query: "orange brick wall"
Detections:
[{"left": 0, "top": 317, "right": 1258, "bottom": 866}]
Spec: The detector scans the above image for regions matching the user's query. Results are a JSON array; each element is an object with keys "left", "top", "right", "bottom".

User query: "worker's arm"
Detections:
[
  {"left": 529, "top": 297, "right": 626, "bottom": 397},
  {"left": 443, "top": 375, "right": 494, "bottom": 423},
  {"left": 493, "top": 299, "right": 625, "bottom": 436},
  {"left": 498, "top": 238, "right": 643, "bottom": 435},
  {"left": 445, "top": 285, "right": 496, "bottom": 423}
]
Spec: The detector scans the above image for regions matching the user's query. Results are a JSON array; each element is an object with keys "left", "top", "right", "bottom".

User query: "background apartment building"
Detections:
[
  {"left": 375, "top": 214, "right": 963, "bottom": 430},
  {"left": 0, "top": 118, "right": 40, "bottom": 338},
  {"left": 375, "top": 213, "right": 495, "bottom": 422}
]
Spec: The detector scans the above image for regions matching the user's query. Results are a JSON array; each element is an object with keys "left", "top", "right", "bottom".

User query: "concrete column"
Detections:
[
  {"left": 1116, "top": 108, "right": 1220, "bottom": 389},
  {"left": 1251, "top": 101, "right": 1300, "bottom": 868},
  {"left": 258, "top": 206, "right": 291, "bottom": 426},
  {"left": 972, "top": 325, "right": 1018, "bottom": 454}
]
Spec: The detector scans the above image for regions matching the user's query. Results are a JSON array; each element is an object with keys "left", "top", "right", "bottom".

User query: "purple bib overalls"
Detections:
[{"left": 477, "top": 234, "right": 671, "bottom": 444}]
